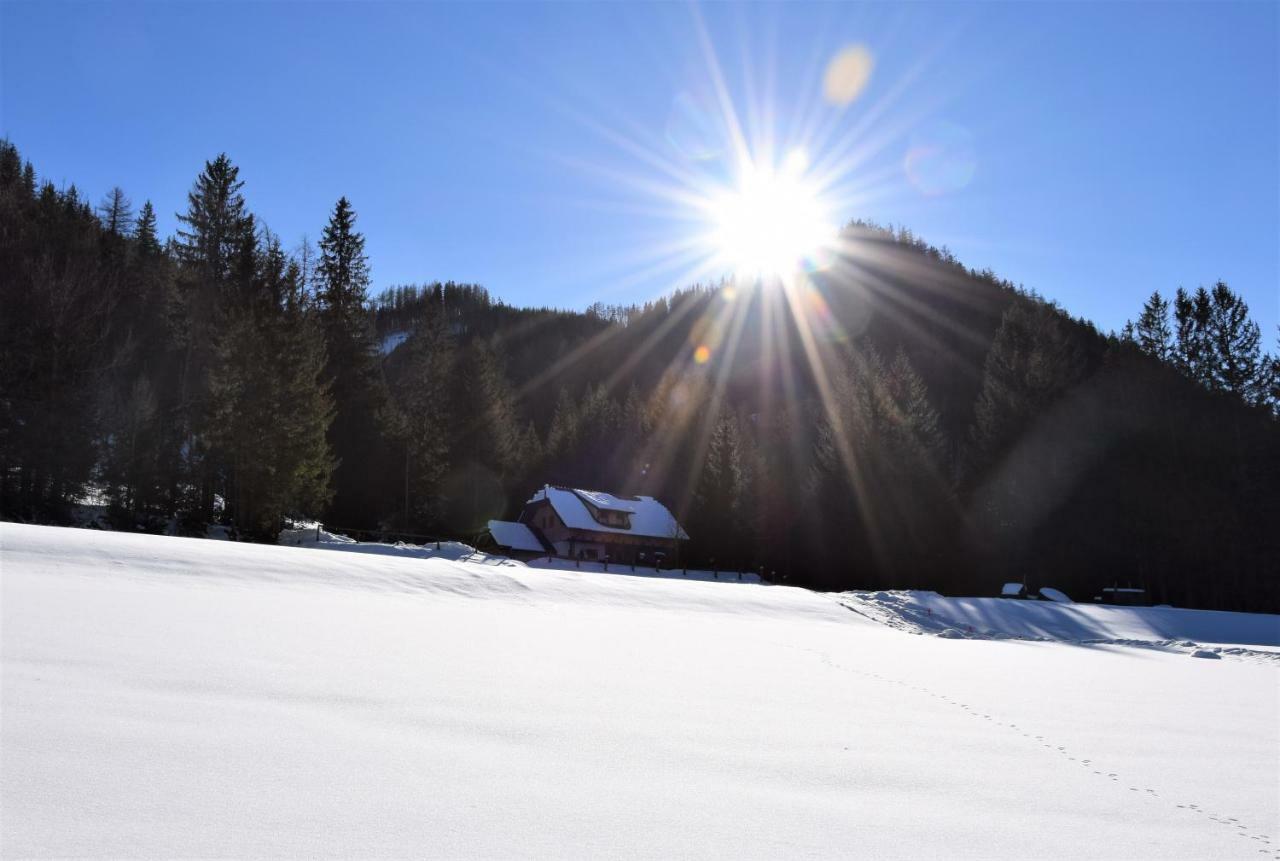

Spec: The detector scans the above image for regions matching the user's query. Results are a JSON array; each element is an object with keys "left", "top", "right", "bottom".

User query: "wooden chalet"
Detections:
[{"left": 487, "top": 485, "right": 688, "bottom": 564}]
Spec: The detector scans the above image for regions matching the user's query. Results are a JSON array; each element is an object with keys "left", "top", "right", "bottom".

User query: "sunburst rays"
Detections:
[{"left": 495, "top": 5, "right": 986, "bottom": 555}]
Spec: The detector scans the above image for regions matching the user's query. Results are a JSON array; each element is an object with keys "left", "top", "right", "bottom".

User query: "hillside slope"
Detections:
[{"left": 3, "top": 524, "right": 1277, "bottom": 858}]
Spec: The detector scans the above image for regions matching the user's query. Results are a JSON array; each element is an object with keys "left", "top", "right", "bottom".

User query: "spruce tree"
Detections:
[
  {"left": 176, "top": 154, "right": 247, "bottom": 286},
  {"left": 172, "top": 154, "right": 253, "bottom": 523},
  {"left": 1173, "top": 287, "right": 1213, "bottom": 386},
  {"left": 318, "top": 197, "right": 370, "bottom": 318},
  {"left": 207, "top": 236, "right": 334, "bottom": 539},
  {"left": 316, "top": 196, "right": 391, "bottom": 527},
  {"left": 1205, "top": 281, "right": 1264, "bottom": 402},
  {"left": 134, "top": 201, "right": 161, "bottom": 257},
  {"left": 1134, "top": 291, "right": 1173, "bottom": 362}
]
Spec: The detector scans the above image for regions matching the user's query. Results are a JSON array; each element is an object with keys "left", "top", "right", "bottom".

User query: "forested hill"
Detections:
[{"left": 2, "top": 141, "right": 1277, "bottom": 612}]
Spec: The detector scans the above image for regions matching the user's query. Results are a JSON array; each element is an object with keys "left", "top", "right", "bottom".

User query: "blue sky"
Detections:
[{"left": 3, "top": 1, "right": 1276, "bottom": 337}]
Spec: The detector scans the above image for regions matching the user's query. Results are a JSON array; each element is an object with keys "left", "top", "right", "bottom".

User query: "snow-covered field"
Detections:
[{"left": 3, "top": 523, "right": 1277, "bottom": 859}]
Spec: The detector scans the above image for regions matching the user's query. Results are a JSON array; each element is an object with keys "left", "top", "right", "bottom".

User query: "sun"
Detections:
[{"left": 705, "top": 148, "right": 836, "bottom": 283}]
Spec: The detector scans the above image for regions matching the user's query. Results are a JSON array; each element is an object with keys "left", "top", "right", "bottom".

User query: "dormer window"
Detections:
[{"left": 596, "top": 509, "right": 630, "bottom": 528}]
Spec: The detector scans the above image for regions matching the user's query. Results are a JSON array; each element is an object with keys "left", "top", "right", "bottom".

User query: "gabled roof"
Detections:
[
  {"left": 529, "top": 485, "right": 689, "bottom": 540},
  {"left": 487, "top": 520, "right": 547, "bottom": 553}
]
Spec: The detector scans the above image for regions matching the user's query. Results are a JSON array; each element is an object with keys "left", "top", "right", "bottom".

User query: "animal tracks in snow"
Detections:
[{"left": 804, "top": 647, "right": 1278, "bottom": 858}]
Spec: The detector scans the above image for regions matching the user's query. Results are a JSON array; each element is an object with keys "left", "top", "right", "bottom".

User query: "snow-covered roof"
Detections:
[
  {"left": 487, "top": 520, "right": 546, "bottom": 553},
  {"left": 529, "top": 486, "right": 689, "bottom": 540},
  {"left": 572, "top": 489, "right": 637, "bottom": 513}
]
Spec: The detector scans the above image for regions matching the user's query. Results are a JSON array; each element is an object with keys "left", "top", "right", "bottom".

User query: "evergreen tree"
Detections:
[
  {"left": 1173, "top": 286, "right": 1213, "bottom": 386},
  {"left": 134, "top": 201, "right": 161, "bottom": 257},
  {"left": 968, "top": 301, "right": 1088, "bottom": 476},
  {"left": 545, "top": 386, "right": 580, "bottom": 466},
  {"left": 207, "top": 237, "right": 334, "bottom": 539},
  {"left": 176, "top": 154, "right": 247, "bottom": 286},
  {"left": 172, "top": 154, "right": 253, "bottom": 523},
  {"left": 1134, "top": 291, "right": 1173, "bottom": 362},
  {"left": 1204, "top": 281, "right": 1264, "bottom": 402},
  {"left": 318, "top": 197, "right": 370, "bottom": 318},
  {"left": 315, "top": 196, "right": 391, "bottom": 527},
  {"left": 689, "top": 412, "right": 747, "bottom": 568},
  {"left": 388, "top": 320, "right": 456, "bottom": 528},
  {"left": 1269, "top": 330, "right": 1280, "bottom": 415}
]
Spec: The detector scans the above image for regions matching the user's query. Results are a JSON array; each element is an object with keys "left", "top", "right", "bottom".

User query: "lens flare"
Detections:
[
  {"left": 693, "top": 344, "right": 712, "bottom": 364},
  {"left": 823, "top": 45, "right": 875, "bottom": 106},
  {"left": 705, "top": 148, "right": 837, "bottom": 282}
]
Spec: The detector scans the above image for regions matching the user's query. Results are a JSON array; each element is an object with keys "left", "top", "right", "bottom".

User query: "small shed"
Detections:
[{"left": 484, "top": 519, "right": 552, "bottom": 560}]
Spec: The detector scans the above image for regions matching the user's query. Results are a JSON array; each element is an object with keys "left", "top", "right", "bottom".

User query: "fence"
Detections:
[{"left": 312, "top": 523, "right": 488, "bottom": 551}]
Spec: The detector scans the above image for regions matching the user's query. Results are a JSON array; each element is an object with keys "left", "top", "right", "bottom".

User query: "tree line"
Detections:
[{"left": 2, "top": 140, "right": 1276, "bottom": 611}]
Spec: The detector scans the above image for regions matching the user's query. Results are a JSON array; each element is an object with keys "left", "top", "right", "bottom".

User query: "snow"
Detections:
[
  {"left": 486, "top": 519, "right": 546, "bottom": 552},
  {"left": 531, "top": 485, "right": 689, "bottom": 539},
  {"left": 3, "top": 522, "right": 1278, "bottom": 859},
  {"left": 572, "top": 489, "right": 638, "bottom": 512},
  {"left": 1039, "top": 586, "right": 1073, "bottom": 603},
  {"left": 278, "top": 522, "right": 516, "bottom": 566},
  {"left": 841, "top": 590, "right": 1280, "bottom": 651},
  {"left": 379, "top": 330, "right": 409, "bottom": 355}
]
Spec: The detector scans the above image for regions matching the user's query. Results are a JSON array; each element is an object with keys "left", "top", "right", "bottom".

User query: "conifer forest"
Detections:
[{"left": 2, "top": 141, "right": 1276, "bottom": 611}]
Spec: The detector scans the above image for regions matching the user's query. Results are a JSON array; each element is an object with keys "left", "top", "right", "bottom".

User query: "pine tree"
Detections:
[
  {"left": 1173, "top": 286, "right": 1212, "bottom": 386},
  {"left": 1171, "top": 283, "right": 1267, "bottom": 405},
  {"left": 1205, "top": 281, "right": 1264, "bottom": 402},
  {"left": 176, "top": 154, "right": 247, "bottom": 286},
  {"left": 1134, "top": 291, "right": 1173, "bottom": 362},
  {"left": 134, "top": 201, "right": 161, "bottom": 257},
  {"left": 171, "top": 154, "right": 254, "bottom": 523},
  {"left": 207, "top": 238, "right": 334, "bottom": 539},
  {"left": 268, "top": 260, "right": 336, "bottom": 527},
  {"left": 315, "top": 196, "right": 391, "bottom": 527},
  {"left": 317, "top": 197, "right": 370, "bottom": 320}
]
